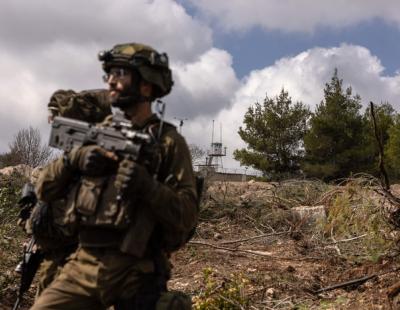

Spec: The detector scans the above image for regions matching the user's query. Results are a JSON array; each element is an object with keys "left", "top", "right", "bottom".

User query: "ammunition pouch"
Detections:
[
  {"left": 29, "top": 201, "right": 52, "bottom": 237},
  {"left": 27, "top": 198, "right": 78, "bottom": 251},
  {"left": 75, "top": 176, "right": 131, "bottom": 229}
]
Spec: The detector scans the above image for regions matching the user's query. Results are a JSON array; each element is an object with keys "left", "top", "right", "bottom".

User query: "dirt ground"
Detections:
[
  {"left": 170, "top": 220, "right": 400, "bottom": 309},
  {"left": 2, "top": 179, "right": 400, "bottom": 309},
  {"left": 168, "top": 180, "right": 400, "bottom": 309}
]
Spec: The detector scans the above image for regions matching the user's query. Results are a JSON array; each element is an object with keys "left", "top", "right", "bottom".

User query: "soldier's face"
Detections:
[{"left": 106, "top": 67, "right": 135, "bottom": 101}]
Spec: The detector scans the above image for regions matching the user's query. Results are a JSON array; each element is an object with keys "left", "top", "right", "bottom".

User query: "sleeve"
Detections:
[
  {"left": 145, "top": 129, "right": 199, "bottom": 243},
  {"left": 36, "top": 156, "right": 75, "bottom": 203}
]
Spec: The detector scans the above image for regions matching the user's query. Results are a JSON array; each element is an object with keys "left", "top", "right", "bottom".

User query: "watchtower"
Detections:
[{"left": 205, "top": 120, "right": 226, "bottom": 171}]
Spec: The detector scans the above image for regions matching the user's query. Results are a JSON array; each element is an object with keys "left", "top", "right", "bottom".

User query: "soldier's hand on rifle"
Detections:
[
  {"left": 69, "top": 145, "right": 118, "bottom": 176},
  {"left": 114, "top": 158, "right": 157, "bottom": 199}
]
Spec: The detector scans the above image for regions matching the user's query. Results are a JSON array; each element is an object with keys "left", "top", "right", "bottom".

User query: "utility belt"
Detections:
[
  {"left": 42, "top": 243, "right": 78, "bottom": 260},
  {"left": 79, "top": 227, "right": 124, "bottom": 248}
]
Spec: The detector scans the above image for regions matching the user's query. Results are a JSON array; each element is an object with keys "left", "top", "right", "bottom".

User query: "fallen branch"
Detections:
[
  {"left": 218, "top": 231, "right": 291, "bottom": 245},
  {"left": 314, "top": 266, "right": 400, "bottom": 294},
  {"left": 188, "top": 240, "right": 323, "bottom": 261},
  {"left": 314, "top": 274, "right": 377, "bottom": 294},
  {"left": 322, "top": 234, "right": 367, "bottom": 246},
  {"left": 332, "top": 234, "right": 367, "bottom": 244}
]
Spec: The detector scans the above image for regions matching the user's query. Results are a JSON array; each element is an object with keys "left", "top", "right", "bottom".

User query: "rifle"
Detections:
[
  {"left": 50, "top": 116, "right": 168, "bottom": 257},
  {"left": 49, "top": 115, "right": 153, "bottom": 159},
  {"left": 49, "top": 115, "right": 157, "bottom": 202},
  {"left": 13, "top": 237, "right": 43, "bottom": 310},
  {"left": 17, "top": 183, "right": 37, "bottom": 223},
  {"left": 13, "top": 184, "right": 42, "bottom": 310}
]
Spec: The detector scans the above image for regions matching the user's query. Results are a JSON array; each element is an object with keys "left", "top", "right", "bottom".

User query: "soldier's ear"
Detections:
[{"left": 139, "top": 81, "right": 153, "bottom": 98}]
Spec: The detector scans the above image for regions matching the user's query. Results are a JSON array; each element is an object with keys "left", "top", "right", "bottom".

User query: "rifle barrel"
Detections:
[{"left": 12, "top": 296, "right": 21, "bottom": 310}]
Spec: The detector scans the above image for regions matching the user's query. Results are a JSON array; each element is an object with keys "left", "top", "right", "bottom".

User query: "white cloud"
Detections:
[
  {"left": 168, "top": 48, "right": 240, "bottom": 118},
  {"left": 1, "top": 0, "right": 400, "bottom": 177},
  {"left": 183, "top": 44, "right": 400, "bottom": 171},
  {"left": 0, "top": 51, "right": 57, "bottom": 151},
  {"left": 189, "top": 0, "right": 400, "bottom": 33},
  {"left": 0, "top": 0, "right": 214, "bottom": 152},
  {"left": 0, "top": 0, "right": 212, "bottom": 62}
]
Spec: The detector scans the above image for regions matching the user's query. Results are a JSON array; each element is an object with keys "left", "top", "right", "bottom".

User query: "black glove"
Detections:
[
  {"left": 114, "top": 158, "right": 157, "bottom": 200},
  {"left": 69, "top": 145, "right": 117, "bottom": 176}
]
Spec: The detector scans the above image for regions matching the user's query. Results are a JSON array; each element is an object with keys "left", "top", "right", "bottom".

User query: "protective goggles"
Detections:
[{"left": 102, "top": 68, "right": 130, "bottom": 82}]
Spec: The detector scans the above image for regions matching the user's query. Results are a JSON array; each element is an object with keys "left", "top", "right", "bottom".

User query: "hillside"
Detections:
[{"left": 1, "top": 174, "right": 400, "bottom": 309}]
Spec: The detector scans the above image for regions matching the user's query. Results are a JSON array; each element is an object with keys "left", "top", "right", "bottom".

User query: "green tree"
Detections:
[
  {"left": 303, "top": 69, "right": 367, "bottom": 180},
  {"left": 234, "top": 88, "right": 310, "bottom": 180},
  {"left": 385, "top": 114, "right": 400, "bottom": 179}
]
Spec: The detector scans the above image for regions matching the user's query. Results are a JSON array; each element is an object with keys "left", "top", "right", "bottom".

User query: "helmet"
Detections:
[{"left": 98, "top": 43, "right": 173, "bottom": 100}]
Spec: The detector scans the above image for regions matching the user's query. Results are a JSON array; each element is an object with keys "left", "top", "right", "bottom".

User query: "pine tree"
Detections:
[
  {"left": 385, "top": 113, "right": 400, "bottom": 179},
  {"left": 234, "top": 88, "right": 310, "bottom": 180},
  {"left": 303, "top": 69, "right": 366, "bottom": 180}
]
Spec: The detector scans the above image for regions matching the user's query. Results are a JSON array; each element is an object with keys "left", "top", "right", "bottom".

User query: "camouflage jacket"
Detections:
[
  {"left": 48, "top": 89, "right": 111, "bottom": 123},
  {"left": 36, "top": 114, "right": 198, "bottom": 257}
]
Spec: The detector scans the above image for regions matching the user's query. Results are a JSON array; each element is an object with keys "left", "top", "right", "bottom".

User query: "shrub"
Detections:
[{"left": 193, "top": 267, "right": 250, "bottom": 309}]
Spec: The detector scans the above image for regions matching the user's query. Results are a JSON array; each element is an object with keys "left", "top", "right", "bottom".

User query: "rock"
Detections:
[
  {"left": 213, "top": 232, "right": 222, "bottom": 240},
  {"left": 292, "top": 205, "right": 326, "bottom": 222},
  {"left": 0, "top": 164, "right": 32, "bottom": 178},
  {"left": 266, "top": 287, "right": 276, "bottom": 298}
]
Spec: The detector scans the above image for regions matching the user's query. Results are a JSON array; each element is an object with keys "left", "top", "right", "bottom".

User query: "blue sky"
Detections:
[
  {"left": 1, "top": 0, "right": 400, "bottom": 171},
  {"left": 214, "top": 19, "right": 400, "bottom": 78},
  {"left": 179, "top": 0, "right": 400, "bottom": 79}
]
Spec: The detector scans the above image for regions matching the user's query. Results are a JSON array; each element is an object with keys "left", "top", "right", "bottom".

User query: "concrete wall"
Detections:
[{"left": 207, "top": 172, "right": 247, "bottom": 182}]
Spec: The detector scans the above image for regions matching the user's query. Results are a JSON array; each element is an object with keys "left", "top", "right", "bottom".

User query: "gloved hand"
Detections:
[
  {"left": 69, "top": 145, "right": 117, "bottom": 176},
  {"left": 114, "top": 158, "right": 157, "bottom": 200}
]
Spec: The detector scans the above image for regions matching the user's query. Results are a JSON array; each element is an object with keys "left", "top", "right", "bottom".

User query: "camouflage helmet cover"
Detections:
[{"left": 98, "top": 43, "right": 173, "bottom": 98}]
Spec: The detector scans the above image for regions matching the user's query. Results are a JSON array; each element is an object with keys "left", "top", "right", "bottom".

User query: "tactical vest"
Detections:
[{"left": 66, "top": 116, "right": 178, "bottom": 257}]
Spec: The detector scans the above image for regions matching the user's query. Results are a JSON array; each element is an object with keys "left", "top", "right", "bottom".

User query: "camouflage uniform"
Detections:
[
  {"left": 26, "top": 89, "right": 112, "bottom": 298},
  {"left": 47, "top": 88, "right": 112, "bottom": 123},
  {"left": 26, "top": 197, "right": 78, "bottom": 297},
  {"left": 31, "top": 43, "right": 198, "bottom": 309}
]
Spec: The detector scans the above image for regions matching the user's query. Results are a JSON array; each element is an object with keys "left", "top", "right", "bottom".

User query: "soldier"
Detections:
[
  {"left": 16, "top": 89, "right": 112, "bottom": 300},
  {"left": 31, "top": 43, "right": 198, "bottom": 309},
  {"left": 24, "top": 166, "right": 78, "bottom": 297}
]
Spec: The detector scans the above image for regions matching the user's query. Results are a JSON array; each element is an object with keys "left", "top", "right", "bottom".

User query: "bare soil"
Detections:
[
  {"left": 170, "top": 220, "right": 400, "bottom": 309},
  {"left": 2, "top": 179, "right": 400, "bottom": 309}
]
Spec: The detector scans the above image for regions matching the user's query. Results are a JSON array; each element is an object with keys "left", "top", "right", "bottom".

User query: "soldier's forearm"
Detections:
[
  {"left": 146, "top": 183, "right": 198, "bottom": 233},
  {"left": 36, "top": 156, "right": 75, "bottom": 202}
]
